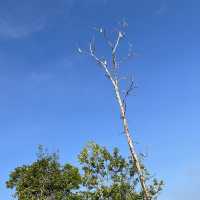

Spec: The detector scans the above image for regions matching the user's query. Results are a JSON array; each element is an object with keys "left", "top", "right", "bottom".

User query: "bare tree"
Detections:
[{"left": 79, "top": 23, "right": 151, "bottom": 200}]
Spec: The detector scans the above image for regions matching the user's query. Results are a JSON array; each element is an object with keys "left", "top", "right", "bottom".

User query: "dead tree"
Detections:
[{"left": 78, "top": 24, "right": 151, "bottom": 200}]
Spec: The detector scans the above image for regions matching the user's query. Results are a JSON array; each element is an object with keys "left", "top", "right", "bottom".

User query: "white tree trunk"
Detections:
[{"left": 113, "top": 81, "right": 150, "bottom": 200}]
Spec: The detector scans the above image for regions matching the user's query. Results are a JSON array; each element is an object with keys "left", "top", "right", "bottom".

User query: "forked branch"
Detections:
[{"left": 82, "top": 25, "right": 151, "bottom": 200}]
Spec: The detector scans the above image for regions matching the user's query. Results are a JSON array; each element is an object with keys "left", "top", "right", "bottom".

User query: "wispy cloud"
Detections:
[
  {"left": 0, "top": 0, "right": 109, "bottom": 39},
  {"left": 0, "top": 0, "right": 49, "bottom": 39},
  {"left": 0, "top": 0, "right": 69, "bottom": 39},
  {"left": 0, "top": 17, "right": 45, "bottom": 39}
]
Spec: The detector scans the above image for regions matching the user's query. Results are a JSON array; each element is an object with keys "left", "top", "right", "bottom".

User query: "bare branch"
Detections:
[
  {"left": 118, "top": 42, "right": 138, "bottom": 65},
  {"left": 123, "top": 76, "right": 135, "bottom": 101},
  {"left": 93, "top": 27, "right": 113, "bottom": 49},
  {"left": 110, "top": 31, "right": 125, "bottom": 82},
  {"left": 112, "top": 31, "right": 124, "bottom": 56},
  {"left": 121, "top": 75, "right": 135, "bottom": 115},
  {"left": 83, "top": 26, "right": 151, "bottom": 200},
  {"left": 103, "top": 29, "right": 113, "bottom": 49},
  {"left": 89, "top": 41, "right": 115, "bottom": 85},
  {"left": 76, "top": 43, "right": 91, "bottom": 56},
  {"left": 118, "top": 19, "right": 129, "bottom": 28}
]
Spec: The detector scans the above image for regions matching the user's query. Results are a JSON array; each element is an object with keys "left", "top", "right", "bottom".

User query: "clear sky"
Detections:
[{"left": 0, "top": 0, "right": 200, "bottom": 199}]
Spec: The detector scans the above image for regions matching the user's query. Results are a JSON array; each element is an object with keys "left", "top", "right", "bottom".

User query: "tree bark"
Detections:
[{"left": 113, "top": 80, "right": 150, "bottom": 200}]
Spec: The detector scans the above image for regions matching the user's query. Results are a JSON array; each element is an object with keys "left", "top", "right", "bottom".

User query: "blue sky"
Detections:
[{"left": 0, "top": 0, "right": 200, "bottom": 199}]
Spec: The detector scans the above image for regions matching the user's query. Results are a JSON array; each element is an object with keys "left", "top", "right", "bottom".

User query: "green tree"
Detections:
[
  {"left": 78, "top": 142, "right": 163, "bottom": 200},
  {"left": 6, "top": 146, "right": 81, "bottom": 200},
  {"left": 6, "top": 143, "right": 163, "bottom": 200}
]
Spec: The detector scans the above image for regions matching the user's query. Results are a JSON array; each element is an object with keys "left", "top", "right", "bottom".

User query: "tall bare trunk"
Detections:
[
  {"left": 113, "top": 81, "right": 150, "bottom": 200},
  {"left": 85, "top": 28, "right": 151, "bottom": 200}
]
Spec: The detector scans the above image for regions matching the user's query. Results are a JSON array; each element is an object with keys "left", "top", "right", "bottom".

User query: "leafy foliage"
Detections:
[
  {"left": 6, "top": 146, "right": 81, "bottom": 200},
  {"left": 6, "top": 143, "right": 163, "bottom": 200},
  {"left": 78, "top": 142, "right": 163, "bottom": 200}
]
